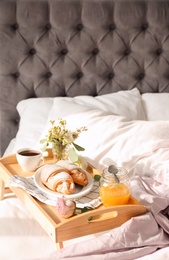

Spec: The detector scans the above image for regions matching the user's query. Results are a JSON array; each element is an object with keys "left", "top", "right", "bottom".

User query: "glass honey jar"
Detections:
[{"left": 99, "top": 165, "right": 130, "bottom": 207}]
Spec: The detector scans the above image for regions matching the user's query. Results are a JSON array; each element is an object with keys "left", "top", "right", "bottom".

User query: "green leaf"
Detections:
[
  {"left": 41, "top": 144, "right": 48, "bottom": 152},
  {"left": 80, "top": 207, "right": 93, "bottom": 213},
  {"left": 74, "top": 207, "right": 93, "bottom": 215},
  {"left": 88, "top": 216, "right": 93, "bottom": 221},
  {"left": 73, "top": 142, "right": 85, "bottom": 151},
  {"left": 94, "top": 175, "right": 101, "bottom": 182},
  {"left": 40, "top": 138, "right": 47, "bottom": 144},
  {"left": 68, "top": 147, "right": 79, "bottom": 163}
]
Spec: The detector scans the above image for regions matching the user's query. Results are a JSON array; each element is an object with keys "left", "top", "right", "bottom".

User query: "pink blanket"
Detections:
[{"left": 37, "top": 175, "right": 169, "bottom": 260}]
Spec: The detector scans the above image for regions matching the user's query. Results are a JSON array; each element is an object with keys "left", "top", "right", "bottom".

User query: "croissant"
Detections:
[
  {"left": 40, "top": 164, "right": 75, "bottom": 194},
  {"left": 56, "top": 160, "right": 88, "bottom": 186}
]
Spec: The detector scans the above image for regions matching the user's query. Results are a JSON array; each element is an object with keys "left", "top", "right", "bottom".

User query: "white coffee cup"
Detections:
[{"left": 16, "top": 148, "right": 44, "bottom": 172}]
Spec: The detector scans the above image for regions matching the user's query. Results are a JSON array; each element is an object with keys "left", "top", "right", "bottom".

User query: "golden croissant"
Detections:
[
  {"left": 40, "top": 164, "right": 75, "bottom": 194},
  {"left": 56, "top": 160, "right": 88, "bottom": 186}
]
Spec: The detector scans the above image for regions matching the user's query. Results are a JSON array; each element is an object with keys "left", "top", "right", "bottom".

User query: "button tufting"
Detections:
[
  {"left": 109, "top": 24, "right": 115, "bottom": 31},
  {"left": 46, "top": 23, "right": 51, "bottom": 30},
  {"left": 46, "top": 72, "right": 52, "bottom": 78},
  {"left": 141, "top": 23, "right": 148, "bottom": 30},
  {"left": 12, "top": 23, "right": 19, "bottom": 30},
  {"left": 124, "top": 49, "right": 130, "bottom": 56},
  {"left": 92, "top": 48, "right": 99, "bottom": 55},
  {"left": 13, "top": 72, "right": 20, "bottom": 78},
  {"left": 77, "top": 72, "right": 83, "bottom": 78},
  {"left": 108, "top": 72, "right": 114, "bottom": 79},
  {"left": 138, "top": 73, "right": 144, "bottom": 80},
  {"left": 15, "top": 118, "right": 20, "bottom": 124},
  {"left": 61, "top": 49, "right": 68, "bottom": 55},
  {"left": 29, "top": 48, "right": 36, "bottom": 55},
  {"left": 156, "top": 48, "right": 162, "bottom": 55},
  {"left": 77, "top": 23, "right": 83, "bottom": 31}
]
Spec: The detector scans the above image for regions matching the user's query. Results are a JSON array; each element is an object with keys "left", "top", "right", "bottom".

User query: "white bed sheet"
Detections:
[
  {"left": 1, "top": 89, "right": 169, "bottom": 260},
  {"left": 0, "top": 197, "right": 106, "bottom": 260},
  {"left": 0, "top": 197, "right": 56, "bottom": 259}
]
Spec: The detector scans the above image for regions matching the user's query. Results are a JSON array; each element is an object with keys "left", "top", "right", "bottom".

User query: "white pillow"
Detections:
[
  {"left": 74, "top": 88, "right": 146, "bottom": 120},
  {"left": 37, "top": 88, "right": 146, "bottom": 147},
  {"left": 13, "top": 98, "right": 54, "bottom": 153},
  {"left": 39, "top": 88, "right": 145, "bottom": 121},
  {"left": 8, "top": 88, "right": 145, "bottom": 155},
  {"left": 142, "top": 93, "right": 169, "bottom": 121}
]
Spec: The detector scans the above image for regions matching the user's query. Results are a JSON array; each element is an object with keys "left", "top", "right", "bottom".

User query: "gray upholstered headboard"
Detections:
[{"left": 1, "top": 0, "right": 169, "bottom": 156}]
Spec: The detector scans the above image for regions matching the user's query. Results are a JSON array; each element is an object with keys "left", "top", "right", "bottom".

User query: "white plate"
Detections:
[{"left": 34, "top": 164, "right": 94, "bottom": 199}]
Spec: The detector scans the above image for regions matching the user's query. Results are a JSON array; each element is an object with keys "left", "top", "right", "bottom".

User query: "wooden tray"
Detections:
[{"left": 0, "top": 149, "right": 147, "bottom": 249}]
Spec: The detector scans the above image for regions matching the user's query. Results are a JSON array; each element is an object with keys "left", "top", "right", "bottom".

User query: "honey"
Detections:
[{"left": 99, "top": 166, "right": 130, "bottom": 207}]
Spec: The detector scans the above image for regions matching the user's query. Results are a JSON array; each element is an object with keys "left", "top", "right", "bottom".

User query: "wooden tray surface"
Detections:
[{"left": 0, "top": 149, "right": 147, "bottom": 245}]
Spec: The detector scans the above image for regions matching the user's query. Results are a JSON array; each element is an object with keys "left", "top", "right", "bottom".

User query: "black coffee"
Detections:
[{"left": 19, "top": 150, "right": 40, "bottom": 156}]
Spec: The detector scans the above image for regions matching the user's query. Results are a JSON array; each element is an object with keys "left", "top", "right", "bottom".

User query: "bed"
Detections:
[{"left": 0, "top": 0, "right": 169, "bottom": 259}]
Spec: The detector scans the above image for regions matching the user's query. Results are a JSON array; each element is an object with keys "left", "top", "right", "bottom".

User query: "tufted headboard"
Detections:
[{"left": 1, "top": 0, "right": 169, "bottom": 156}]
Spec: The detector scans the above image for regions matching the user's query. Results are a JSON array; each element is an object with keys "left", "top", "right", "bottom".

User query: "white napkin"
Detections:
[{"left": 8, "top": 175, "right": 102, "bottom": 209}]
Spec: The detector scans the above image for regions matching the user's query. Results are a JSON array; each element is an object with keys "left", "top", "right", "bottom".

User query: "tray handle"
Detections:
[{"left": 87, "top": 204, "right": 147, "bottom": 223}]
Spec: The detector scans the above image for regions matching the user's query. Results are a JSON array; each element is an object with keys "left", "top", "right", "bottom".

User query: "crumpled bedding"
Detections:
[
  {"left": 38, "top": 173, "right": 169, "bottom": 260},
  {"left": 40, "top": 102, "right": 169, "bottom": 178},
  {"left": 2, "top": 96, "right": 169, "bottom": 259}
]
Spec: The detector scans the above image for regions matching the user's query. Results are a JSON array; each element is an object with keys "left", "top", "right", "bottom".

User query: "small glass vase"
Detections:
[{"left": 52, "top": 143, "right": 69, "bottom": 162}]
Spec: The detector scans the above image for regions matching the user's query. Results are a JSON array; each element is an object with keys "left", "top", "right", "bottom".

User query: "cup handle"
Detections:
[{"left": 36, "top": 156, "right": 45, "bottom": 170}]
